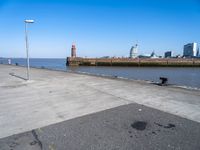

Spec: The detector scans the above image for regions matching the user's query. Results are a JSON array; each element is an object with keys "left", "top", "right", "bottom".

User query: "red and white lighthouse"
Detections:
[{"left": 71, "top": 44, "right": 76, "bottom": 58}]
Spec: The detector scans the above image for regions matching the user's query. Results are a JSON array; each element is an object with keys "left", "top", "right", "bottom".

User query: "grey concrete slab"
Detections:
[
  {"left": 0, "top": 103, "right": 200, "bottom": 150},
  {"left": 0, "top": 64, "right": 200, "bottom": 141}
]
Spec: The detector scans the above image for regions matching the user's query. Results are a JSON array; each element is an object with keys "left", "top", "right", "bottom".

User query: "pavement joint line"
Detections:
[{"left": 81, "top": 83, "right": 133, "bottom": 104}]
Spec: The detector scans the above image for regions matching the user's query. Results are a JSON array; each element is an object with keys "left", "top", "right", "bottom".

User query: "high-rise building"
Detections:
[
  {"left": 197, "top": 48, "right": 200, "bottom": 57},
  {"left": 164, "top": 51, "right": 173, "bottom": 58},
  {"left": 130, "top": 44, "right": 138, "bottom": 58},
  {"left": 183, "top": 43, "right": 199, "bottom": 57},
  {"left": 71, "top": 44, "right": 76, "bottom": 58}
]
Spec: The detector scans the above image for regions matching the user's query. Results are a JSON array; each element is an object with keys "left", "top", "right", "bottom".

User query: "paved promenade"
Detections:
[{"left": 0, "top": 64, "right": 200, "bottom": 149}]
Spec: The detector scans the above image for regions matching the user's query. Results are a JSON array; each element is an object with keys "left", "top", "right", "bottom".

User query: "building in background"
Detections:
[
  {"left": 175, "top": 54, "right": 182, "bottom": 58},
  {"left": 164, "top": 51, "right": 173, "bottom": 58},
  {"left": 71, "top": 44, "right": 76, "bottom": 58},
  {"left": 197, "top": 48, "right": 200, "bottom": 57},
  {"left": 183, "top": 43, "right": 199, "bottom": 57},
  {"left": 138, "top": 54, "right": 151, "bottom": 58},
  {"left": 130, "top": 44, "right": 138, "bottom": 58},
  {"left": 150, "top": 51, "right": 159, "bottom": 58}
]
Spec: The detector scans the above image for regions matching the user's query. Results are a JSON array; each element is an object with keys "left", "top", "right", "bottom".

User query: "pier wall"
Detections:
[{"left": 66, "top": 57, "right": 200, "bottom": 67}]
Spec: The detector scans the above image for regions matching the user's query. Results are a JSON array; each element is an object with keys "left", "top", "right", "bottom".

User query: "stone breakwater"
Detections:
[{"left": 66, "top": 57, "right": 200, "bottom": 67}]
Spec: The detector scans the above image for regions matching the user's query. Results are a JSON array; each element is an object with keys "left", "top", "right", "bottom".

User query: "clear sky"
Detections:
[{"left": 0, "top": 0, "right": 200, "bottom": 58}]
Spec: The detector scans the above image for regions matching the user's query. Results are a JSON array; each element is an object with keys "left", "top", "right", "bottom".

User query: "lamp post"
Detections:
[{"left": 24, "top": 19, "right": 34, "bottom": 80}]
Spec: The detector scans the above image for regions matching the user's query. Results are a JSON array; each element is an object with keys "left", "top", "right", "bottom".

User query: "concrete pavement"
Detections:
[
  {"left": 1, "top": 103, "right": 200, "bottom": 150},
  {"left": 0, "top": 64, "right": 200, "bottom": 149}
]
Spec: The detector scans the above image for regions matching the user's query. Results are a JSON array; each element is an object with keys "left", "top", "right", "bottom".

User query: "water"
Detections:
[
  {"left": 0, "top": 58, "right": 66, "bottom": 71},
  {"left": 1, "top": 58, "right": 200, "bottom": 89}
]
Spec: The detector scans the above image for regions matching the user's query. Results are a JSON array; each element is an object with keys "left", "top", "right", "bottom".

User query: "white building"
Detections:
[
  {"left": 130, "top": 44, "right": 138, "bottom": 58},
  {"left": 183, "top": 43, "right": 199, "bottom": 57}
]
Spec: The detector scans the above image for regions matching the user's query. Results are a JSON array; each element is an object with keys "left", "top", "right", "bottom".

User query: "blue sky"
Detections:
[{"left": 0, "top": 0, "right": 200, "bottom": 58}]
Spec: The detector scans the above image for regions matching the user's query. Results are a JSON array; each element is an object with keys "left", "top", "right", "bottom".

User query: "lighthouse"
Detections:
[{"left": 71, "top": 44, "right": 76, "bottom": 58}]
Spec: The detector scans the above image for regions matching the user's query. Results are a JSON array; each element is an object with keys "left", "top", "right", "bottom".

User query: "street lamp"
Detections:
[{"left": 24, "top": 19, "right": 34, "bottom": 80}]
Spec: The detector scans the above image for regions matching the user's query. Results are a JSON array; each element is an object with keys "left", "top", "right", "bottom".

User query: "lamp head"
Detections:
[{"left": 25, "top": 20, "right": 34, "bottom": 23}]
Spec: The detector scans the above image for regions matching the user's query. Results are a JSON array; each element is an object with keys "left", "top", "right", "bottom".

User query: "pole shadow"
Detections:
[{"left": 9, "top": 73, "right": 27, "bottom": 81}]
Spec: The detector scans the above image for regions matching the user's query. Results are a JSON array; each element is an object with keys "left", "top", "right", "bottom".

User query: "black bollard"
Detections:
[{"left": 159, "top": 77, "right": 168, "bottom": 85}]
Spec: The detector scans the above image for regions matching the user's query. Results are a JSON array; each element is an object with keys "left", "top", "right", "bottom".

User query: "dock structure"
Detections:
[
  {"left": 66, "top": 57, "right": 200, "bottom": 67},
  {"left": 0, "top": 64, "right": 200, "bottom": 149}
]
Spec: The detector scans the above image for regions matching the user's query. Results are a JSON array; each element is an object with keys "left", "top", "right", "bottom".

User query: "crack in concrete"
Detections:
[{"left": 31, "top": 130, "right": 43, "bottom": 150}]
